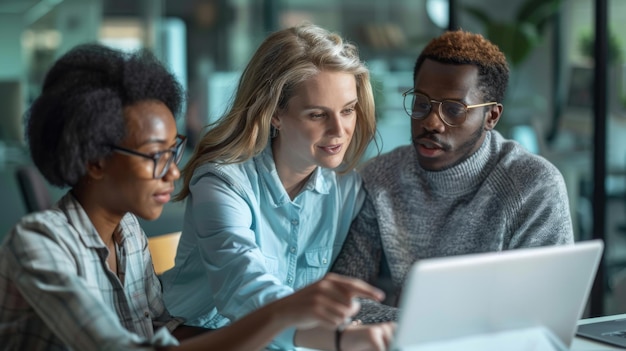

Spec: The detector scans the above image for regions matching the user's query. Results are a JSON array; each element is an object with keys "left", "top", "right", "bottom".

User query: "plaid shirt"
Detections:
[{"left": 0, "top": 192, "right": 184, "bottom": 350}]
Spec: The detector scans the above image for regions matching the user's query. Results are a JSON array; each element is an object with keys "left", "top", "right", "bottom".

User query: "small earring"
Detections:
[{"left": 271, "top": 125, "right": 279, "bottom": 138}]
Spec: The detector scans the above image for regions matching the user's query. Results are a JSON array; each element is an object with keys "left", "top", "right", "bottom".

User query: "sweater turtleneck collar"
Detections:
[{"left": 414, "top": 131, "right": 493, "bottom": 196}]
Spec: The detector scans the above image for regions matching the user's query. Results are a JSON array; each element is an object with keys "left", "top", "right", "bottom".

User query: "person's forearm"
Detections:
[
  {"left": 171, "top": 325, "right": 213, "bottom": 340},
  {"left": 163, "top": 304, "right": 290, "bottom": 351}
]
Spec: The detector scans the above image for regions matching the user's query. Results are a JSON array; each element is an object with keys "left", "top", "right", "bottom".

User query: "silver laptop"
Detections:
[
  {"left": 391, "top": 240, "right": 604, "bottom": 350},
  {"left": 576, "top": 315, "right": 626, "bottom": 347}
]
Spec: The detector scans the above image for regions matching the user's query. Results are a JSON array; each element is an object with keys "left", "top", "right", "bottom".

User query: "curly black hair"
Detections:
[
  {"left": 26, "top": 43, "right": 185, "bottom": 188},
  {"left": 413, "top": 30, "right": 509, "bottom": 103}
]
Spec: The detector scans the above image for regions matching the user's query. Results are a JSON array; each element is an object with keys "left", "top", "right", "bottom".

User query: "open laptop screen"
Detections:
[{"left": 392, "top": 240, "right": 603, "bottom": 350}]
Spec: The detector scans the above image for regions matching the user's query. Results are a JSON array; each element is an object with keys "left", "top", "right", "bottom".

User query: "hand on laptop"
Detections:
[{"left": 270, "top": 273, "right": 385, "bottom": 330}]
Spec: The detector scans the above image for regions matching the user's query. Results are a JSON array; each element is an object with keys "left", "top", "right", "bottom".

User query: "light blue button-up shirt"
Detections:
[{"left": 161, "top": 145, "right": 365, "bottom": 350}]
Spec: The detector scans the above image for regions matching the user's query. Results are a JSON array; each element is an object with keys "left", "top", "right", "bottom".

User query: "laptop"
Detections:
[
  {"left": 576, "top": 315, "right": 626, "bottom": 347},
  {"left": 391, "top": 240, "right": 604, "bottom": 351}
]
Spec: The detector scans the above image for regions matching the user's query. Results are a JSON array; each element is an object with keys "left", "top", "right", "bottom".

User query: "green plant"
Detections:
[
  {"left": 463, "top": 0, "right": 563, "bottom": 67},
  {"left": 579, "top": 29, "right": 623, "bottom": 64},
  {"left": 370, "top": 75, "right": 386, "bottom": 120}
]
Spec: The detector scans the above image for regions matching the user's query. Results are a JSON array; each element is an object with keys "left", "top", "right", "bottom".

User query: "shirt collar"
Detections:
[
  {"left": 255, "top": 145, "right": 333, "bottom": 206},
  {"left": 58, "top": 192, "right": 130, "bottom": 249},
  {"left": 415, "top": 130, "right": 493, "bottom": 195}
]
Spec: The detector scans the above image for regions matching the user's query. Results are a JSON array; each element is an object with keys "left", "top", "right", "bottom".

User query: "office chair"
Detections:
[
  {"left": 147, "top": 231, "right": 181, "bottom": 275},
  {"left": 15, "top": 165, "right": 53, "bottom": 213}
]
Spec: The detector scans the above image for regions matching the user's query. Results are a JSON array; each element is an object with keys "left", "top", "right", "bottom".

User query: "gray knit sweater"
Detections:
[{"left": 331, "top": 130, "right": 574, "bottom": 323}]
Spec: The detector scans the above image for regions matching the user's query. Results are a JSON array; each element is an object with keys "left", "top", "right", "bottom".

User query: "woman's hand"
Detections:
[{"left": 270, "top": 273, "right": 385, "bottom": 330}]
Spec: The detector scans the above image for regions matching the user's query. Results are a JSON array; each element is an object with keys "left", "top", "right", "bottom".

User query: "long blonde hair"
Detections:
[{"left": 176, "top": 23, "right": 376, "bottom": 201}]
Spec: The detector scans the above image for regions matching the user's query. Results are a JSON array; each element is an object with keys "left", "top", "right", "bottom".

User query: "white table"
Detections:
[{"left": 293, "top": 315, "right": 626, "bottom": 351}]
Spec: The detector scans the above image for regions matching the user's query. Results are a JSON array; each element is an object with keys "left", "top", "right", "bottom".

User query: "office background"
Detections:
[{"left": 0, "top": 0, "right": 625, "bottom": 317}]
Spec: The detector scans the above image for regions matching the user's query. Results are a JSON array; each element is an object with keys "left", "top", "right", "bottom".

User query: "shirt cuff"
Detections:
[
  {"left": 148, "top": 316, "right": 186, "bottom": 347},
  {"left": 150, "top": 326, "right": 181, "bottom": 347},
  {"left": 158, "top": 316, "right": 187, "bottom": 334}
]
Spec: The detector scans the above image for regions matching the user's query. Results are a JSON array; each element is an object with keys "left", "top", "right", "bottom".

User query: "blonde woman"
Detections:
[{"left": 162, "top": 24, "right": 393, "bottom": 350}]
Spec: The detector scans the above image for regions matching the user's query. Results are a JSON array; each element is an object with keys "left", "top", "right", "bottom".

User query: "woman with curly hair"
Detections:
[{"left": 0, "top": 43, "right": 386, "bottom": 351}]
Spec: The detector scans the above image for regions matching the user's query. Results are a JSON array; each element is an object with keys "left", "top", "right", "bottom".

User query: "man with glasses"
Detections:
[{"left": 331, "top": 30, "right": 574, "bottom": 323}]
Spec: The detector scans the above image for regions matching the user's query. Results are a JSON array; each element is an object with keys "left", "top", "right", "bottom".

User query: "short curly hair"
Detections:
[
  {"left": 413, "top": 30, "right": 509, "bottom": 103},
  {"left": 26, "top": 43, "right": 185, "bottom": 187}
]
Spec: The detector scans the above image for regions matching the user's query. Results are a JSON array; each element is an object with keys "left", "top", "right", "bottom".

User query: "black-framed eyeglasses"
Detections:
[
  {"left": 111, "top": 134, "right": 187, "bottom": 179},
  {"left": 402, "top": 89, "right": 498, "bottom": 127}
]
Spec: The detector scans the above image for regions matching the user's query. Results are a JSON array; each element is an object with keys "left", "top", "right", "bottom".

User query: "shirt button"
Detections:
[
  {"left": 322, "top": 258, "right": 327, "bottom": 265},
  {"left": 291, "top": 219, "right": 299, "bottom": 225},
  {"left": 288, "top": 277, "right": 293, "bottom": 283},
  {"left": 290, "top": 247, "right": 296, "bottom": 253},
  {"left": 144, "top": 311, "right": 150, "bottom": 318}
]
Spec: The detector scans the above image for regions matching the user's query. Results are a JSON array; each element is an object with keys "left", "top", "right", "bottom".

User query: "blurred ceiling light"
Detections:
[
  {"left": 21, "top": 29, "right": 62, "bottom": 50},
  {"left": 280, "top": 11, "right": 314, "bottom": 29},
  {"left": 99, "top": 19, "right": 144, "bottom": 52},
  {"left": 100, "top": 19, "right": 144, "bottom": 39},
  {"left": 426, "top": 0, "right": 448, "bottom": 29}
]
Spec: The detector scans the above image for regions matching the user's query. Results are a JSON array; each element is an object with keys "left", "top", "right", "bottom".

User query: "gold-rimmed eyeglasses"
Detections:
[{"left": 402, "top": 89, "right": 498, "bottom": 126}]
